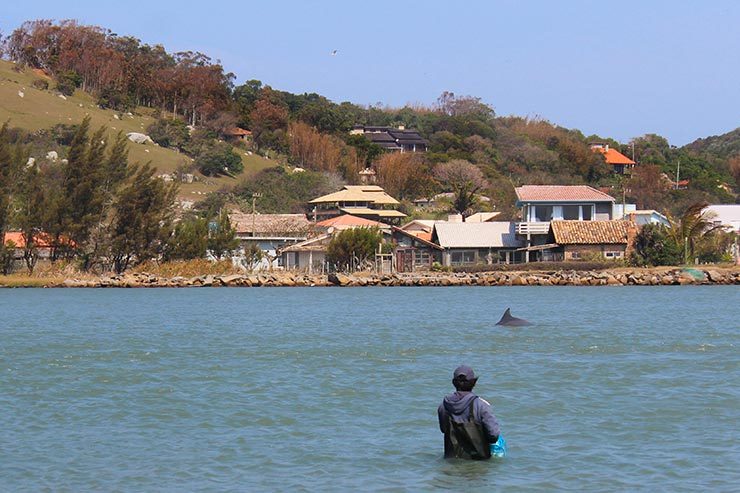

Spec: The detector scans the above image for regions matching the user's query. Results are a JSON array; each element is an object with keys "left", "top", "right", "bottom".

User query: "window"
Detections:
[
  {"left": 582, "top": 206, "right": 592, "bottom": 221},
  {"left": 451, "top": 250, "right": 476, "bottom": 265},
  {"left": 570, "top": 251, "right": 581, "bottom": 260},
  {"left": 563, "top": 205, "right": 580, "bottom": 220},
  {"left": 604, "top": 251, "right": 623, "bottom": 259},
  {"left": 414, "top": 250, "right": 431, "bottom": 265},
  {"left": 534, "top": 205, "right": 553, "bottom": 222}
]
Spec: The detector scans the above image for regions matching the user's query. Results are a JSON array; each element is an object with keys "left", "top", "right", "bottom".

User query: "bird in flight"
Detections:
[{"left": 331, "top": 49, "right": 338, "bottom": 56}]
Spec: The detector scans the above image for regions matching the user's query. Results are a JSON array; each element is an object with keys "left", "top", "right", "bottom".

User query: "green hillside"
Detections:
[{"left": 0, "top": 60, "right": 275, "bottom": 201}]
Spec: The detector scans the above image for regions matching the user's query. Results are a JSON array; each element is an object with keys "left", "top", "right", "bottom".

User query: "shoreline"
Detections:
[{"left": 2, "top": 267, "right": 739, "bottom": 288}]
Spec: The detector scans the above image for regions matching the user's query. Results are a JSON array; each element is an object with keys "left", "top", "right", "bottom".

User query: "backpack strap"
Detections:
[{"left": 468, "top": 397, "right": 477, "bottom": 423}]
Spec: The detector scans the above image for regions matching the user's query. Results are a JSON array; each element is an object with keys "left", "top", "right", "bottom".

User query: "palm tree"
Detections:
[{"left": 666, "top": 202, "right": 719, "bottom": 264}]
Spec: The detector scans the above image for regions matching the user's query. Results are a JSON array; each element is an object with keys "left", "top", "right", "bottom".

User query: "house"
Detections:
[
  {"left": 399, "top": 219, "right": 438, "bottom": 242},
  {"left": 2, "top": 231, "right": 72, "bottom": 261},
  {"left": 432, "top": 222, "right": 524, "bottom": 266},
  {"left": 550, "top": 220, "right": 635, "bottom": 261},
  {"left": 280, "top": 217, "right": 393, "bottom": 273},
  {"left": 624, "top": 210, "right": 671, "bottom": 227},
  {"left": 228, "top": 212, "right": 312, "bottom": 269},
  {"left": 280, "top": 234, "right": 332, "bottom": 274},
  {"left": 515, "top": 185, "right": 617, "bottom": 260},
  {"left": 703, "top": 204, "right": 740, "bottom": 233},
  {"left": 225, "top": 127, "right": 252, "bottom": 142},
  {"left": 590, "top": 143, "right": 636, "bottom": 174},
  {"left": 391, "top": 227, "right": 443, "bottom": 272},
  {"left": 308, "top": 185, "right": 406, "bottom": 223},
  {"left": 349, "top": 125, "right": 428, "bottom": 152}
]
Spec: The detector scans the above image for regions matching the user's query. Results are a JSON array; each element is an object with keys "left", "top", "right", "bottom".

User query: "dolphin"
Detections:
[{"left": 495, "top": 308, "right": 531, "bottom": 326}]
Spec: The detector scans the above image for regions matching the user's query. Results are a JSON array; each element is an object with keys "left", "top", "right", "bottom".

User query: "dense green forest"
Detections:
[{"left": 1, "top": 19, "right": 738, "bottom": 223}]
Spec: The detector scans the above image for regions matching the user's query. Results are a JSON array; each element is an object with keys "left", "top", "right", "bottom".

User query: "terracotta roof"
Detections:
[
  {"left": 309, "top": 185, "right": 400, "bottom": 205},
  {"left": 515, "top": 185, "right": 615, "bottom": 203},
  {"left": 391, "top": 227, "right": 443, "bottom": 250},
  {"left": 3, "top": 231, "right": 68, "bottom": 248},
  {"left": 226, "top": 127, "right": 252, "bottom": 136},
  {"left": 593, "top": 146, "right": 635, "bottom": 165},
  {"left": 229, "top": 212, "right": 311, "bottom": 236},
  {"left": 316, "top": 214, "right": 384, "bottom": 228},
  {"left": 551, "top": 220, "right": 629, "bottom": 245}
]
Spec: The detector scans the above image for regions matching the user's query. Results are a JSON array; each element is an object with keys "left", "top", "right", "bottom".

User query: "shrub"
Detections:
[
  {"left": 55, "top": 70, "right": 82, "bottom": 96},
  {"left": 147, "top": 118, "right": 191, "bottom": 151},
  {"left": 630, "top": 224, "right": 682, "bottom": 266},
  {"left": 327, "top": 227, "right": 382, "bottom": 271},
  {"left": 194, "top": 142, "right": 243, "bottom": 176},
  {"left": 32, "top": 79, "right": 49, "bottom": 90}
]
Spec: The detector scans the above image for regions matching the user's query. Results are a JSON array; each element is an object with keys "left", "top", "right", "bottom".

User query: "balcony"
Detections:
[{"left": 516, "top": 222, "right": 550, "bottom": 235}]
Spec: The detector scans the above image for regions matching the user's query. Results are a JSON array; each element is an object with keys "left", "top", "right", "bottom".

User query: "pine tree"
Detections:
[
  {"left": 109, "top": 164, "right": 178, "bottom": 273},
  {"left": 208, "top": 209, "right": 239, "bottom": 259}
]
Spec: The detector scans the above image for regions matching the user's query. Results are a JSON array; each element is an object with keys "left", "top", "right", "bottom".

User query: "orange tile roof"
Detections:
[
  {"left": 515, "top": 185, "right": 615, "bottom": 202},
  {"left": 551, "top": 220, "right": 629, "bottom": 244},
  {"left": 316, "top": 214, "right": 383, "bottom": 228},
  {"left": 595, "top": 147, "right": 635, "bottom": 165},
  {"left": 226, "top": 127, "right": 252, "bottom": 136},
  {"left": 3, "top": 232, "right": 56, "bottom": 249}
]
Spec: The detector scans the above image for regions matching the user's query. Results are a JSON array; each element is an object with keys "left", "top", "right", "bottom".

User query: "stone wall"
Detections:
[{"left": 38, "top": 267, "right": 740, "bottom": 288}]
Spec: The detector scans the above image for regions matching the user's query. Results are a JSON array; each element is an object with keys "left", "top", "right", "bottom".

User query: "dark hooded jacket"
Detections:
[{"left": 438, "top": 391, "right": 500, "bottom": 443}]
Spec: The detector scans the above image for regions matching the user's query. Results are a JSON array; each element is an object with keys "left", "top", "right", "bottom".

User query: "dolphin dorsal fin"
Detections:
[{"left": 496, "top": 307, "right": 513, "bottom": 325}]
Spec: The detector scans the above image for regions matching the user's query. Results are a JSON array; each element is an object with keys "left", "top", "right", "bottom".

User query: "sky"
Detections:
[{"left": 2, "top": 1, "right": 739, "bottom": 145}]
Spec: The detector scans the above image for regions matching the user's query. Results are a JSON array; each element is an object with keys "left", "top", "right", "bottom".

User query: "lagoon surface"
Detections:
[{"left": 1, "top": 286, "right": 739, "bottom": 492}]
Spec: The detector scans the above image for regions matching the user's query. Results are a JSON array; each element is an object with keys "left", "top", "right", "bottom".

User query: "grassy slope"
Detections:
[{"left": 0, "top": 60, "right": 275, "bottom": 201}]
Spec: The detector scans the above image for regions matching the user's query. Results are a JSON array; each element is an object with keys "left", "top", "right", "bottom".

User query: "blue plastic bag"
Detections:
[{"left": 491, "top": 434, "right": 507, "bottom": 457}]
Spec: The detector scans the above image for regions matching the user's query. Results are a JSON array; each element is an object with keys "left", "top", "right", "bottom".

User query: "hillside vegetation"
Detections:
[
  {"left": 0, "top": 19, "right": 738, "bottom": 218},
  {"left": 0, "top": 60, "right": 275, "bottom": 200}
]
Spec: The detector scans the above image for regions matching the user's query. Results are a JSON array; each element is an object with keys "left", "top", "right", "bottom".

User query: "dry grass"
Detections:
[
  {"left": 131, "top": 259, "right": 241, "bottom": 278},
  {"left": 0, "top": 274, "right": 63, "bottom": 287}
]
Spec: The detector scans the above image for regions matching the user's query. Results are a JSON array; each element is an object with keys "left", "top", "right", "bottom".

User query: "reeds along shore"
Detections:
[{"left": 4, "top": 267, "right": 739, "bottom": 288}]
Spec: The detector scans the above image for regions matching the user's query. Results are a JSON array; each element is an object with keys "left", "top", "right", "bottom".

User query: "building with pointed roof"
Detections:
[
  {"left": 309, "top": 185, "right": 406, "bottom": 223},
  {"left": 590, "top": 143, "right": 636, "bottom": 174},
  {"left": 350, "top": 125, "right": 427, "bottom": 152},
  {"left": 549, "top": 220, "right": 635, "bottom": 261}
]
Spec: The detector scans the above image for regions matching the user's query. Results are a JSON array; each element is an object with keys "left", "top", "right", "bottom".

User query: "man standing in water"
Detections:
[{"left": 438, "top": 365, "right": 502, "bottom": 459}]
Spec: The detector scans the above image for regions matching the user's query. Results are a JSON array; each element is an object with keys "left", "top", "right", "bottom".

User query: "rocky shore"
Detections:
[{"left": 32, "top": 267, "right": 740, "bottom": 288}]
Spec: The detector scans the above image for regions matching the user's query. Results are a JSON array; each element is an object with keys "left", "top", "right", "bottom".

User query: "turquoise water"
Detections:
[{"left": 1, "top": 286, "right": 739, "bottom": 492}]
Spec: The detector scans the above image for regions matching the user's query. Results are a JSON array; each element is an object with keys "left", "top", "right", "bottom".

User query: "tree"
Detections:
[
  {"left": 666, "top": 202, "right": 721, "bottom": 264},
  {"left": 375, "top": 152, "right": 436, "bottom": 200},
  {"left": 630, "top": 224, "right": 681, "bottom": 267},
  {"left": 346, "top": 134, "right": 383, "bottom": 168},
  {"left": 165, "top": 216, "right": 208, "bottom": 260},
  {"left": 249, "top": 89, "right": 289, "bottom": 151},
  {"left": 208, "top": 209, "right": 239, "bottom": 259},
  {"left": 434, "top": 160, "right": 489, "bottom": 216},
  {"left": 326, "top": 227, "right": 382, "bottom": 271},
  {"left": 240, "top": 243, "right": 263, "bottom": 272},
  {"left": 626, "top": 164, "right": 670, "bottom": 210},
  {"left": 109, "top": 164, "right": 178, "bottom": 273},
  {"left": 288, "top": 121, "right": 348, "bottom": 174}
]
